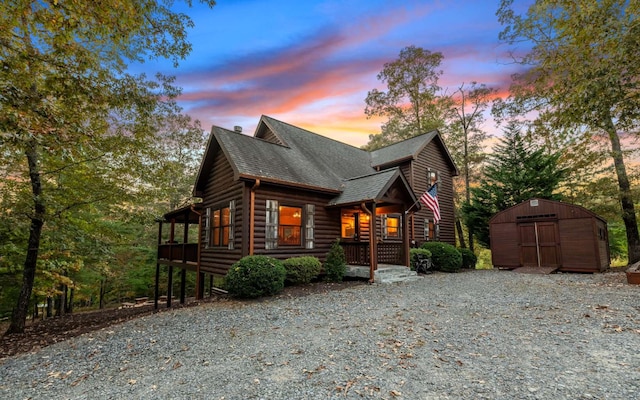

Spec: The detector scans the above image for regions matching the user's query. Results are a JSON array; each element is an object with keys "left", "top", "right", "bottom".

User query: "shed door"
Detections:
[{"left": 518, "top": 222, "right": 560, "bottom": 268}]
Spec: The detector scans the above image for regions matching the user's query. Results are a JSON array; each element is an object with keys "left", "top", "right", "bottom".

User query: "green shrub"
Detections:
[
  {"left": 409, "top": 248, "right": 432, "bottom": 270},
  {"left": 282, "top": 256, "right": 322, "bottom": 285},
  {"left": 225, "top": 255, "right": 286, "bottom": 298},
  {"left": 458, "top": 248, "right": 478, "bottom": 269},
  {"left": 420, "top": 242, "right": 462, "bottom": 273},
  {"left": 324, "top": 239, "right": 346, "bottom": 282}
]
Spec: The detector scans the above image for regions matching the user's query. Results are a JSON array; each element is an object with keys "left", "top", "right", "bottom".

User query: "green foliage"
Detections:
[
  {"left": 324, "top": 239, "right": 347, "bottom": 282},
  {"left": 608, "top": 222, "right": 628, "bottom": 262},
  {"left": 225, "top": 256, "right": 286, "bottom": 298},
  {"left": 462, "top": 122, "right": 566, "bottom": 247},
  {"left": 282, "top": 256, "right": 322, "bottom": 285},
  {"left": 409, "top": 248, "right": 432, "bottom": 271},
  {"left": 475, "top": 248, "right": 494, "bottom": 270},
  {"left": 364, "top": 46, "right": 451, "bottom": 150},
  {"left": 458, "top": 248, "right": 478, "bottom": 269},
  {"left": 420, "top": 242, "right": 462, "bottom": 273},
  {"left": 0, "top": 0, "right": 215, "bottom": 332}
]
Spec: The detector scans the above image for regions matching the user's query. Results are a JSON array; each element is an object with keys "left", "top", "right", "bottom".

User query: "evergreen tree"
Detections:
[{"left": 462, "top": 122, "right": 566, "bottom": 246}]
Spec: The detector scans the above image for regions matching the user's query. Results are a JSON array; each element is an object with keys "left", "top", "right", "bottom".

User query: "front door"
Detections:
[{"left": 518, "top": 222, "right": 561, "bottom": 268}]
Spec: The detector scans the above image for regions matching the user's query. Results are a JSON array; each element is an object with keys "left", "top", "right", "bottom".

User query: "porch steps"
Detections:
[{"left": 345, "top": 264, "right": 420, "bottom": 284}]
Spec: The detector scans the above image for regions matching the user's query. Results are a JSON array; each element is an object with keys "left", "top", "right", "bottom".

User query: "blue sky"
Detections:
[{"left": 141, "top": 0, "right": 531, "bottom": 146}]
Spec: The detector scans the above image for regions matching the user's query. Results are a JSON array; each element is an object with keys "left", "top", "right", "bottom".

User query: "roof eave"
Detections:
[{"left": 238, "top": 174, "right": 341, "bottom": 195}]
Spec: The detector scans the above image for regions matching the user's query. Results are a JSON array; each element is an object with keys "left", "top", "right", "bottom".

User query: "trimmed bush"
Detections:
[
  {"left": 324, "top": 239, "right": 346, "bottom": 282},
  {"left": 420, "top": 242, "right": 462, "bottom": 273},
  {"left": 225, "top": 255, "right": 286, "bottom": 298},
  {"left": 459, "top": 248, "right": 478, "bottom": 269},
  {"left": 282, "top": 256, "right": 322, "bottom": 285},
  {"left": 409, "top": 248, "right": 432, "bottom": 271}
]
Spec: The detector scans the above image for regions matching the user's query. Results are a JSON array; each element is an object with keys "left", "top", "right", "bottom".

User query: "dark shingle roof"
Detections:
[
  {"left": 328, "top": 169, "right": 408, "bottom": 206},
  {"left": 195, "top": 116, "right": 455, "bottom": 199},
  {"left": 370, "top": 131, "right": 438, "bottom": 168}
]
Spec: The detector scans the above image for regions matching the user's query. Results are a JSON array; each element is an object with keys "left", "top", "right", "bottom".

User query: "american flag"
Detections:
[{"left": 420, "top": 184, "right": 440, "bottom": 222}]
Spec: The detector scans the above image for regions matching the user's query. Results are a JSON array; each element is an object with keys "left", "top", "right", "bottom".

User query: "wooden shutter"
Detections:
[
  {"left": 305, "top": 204, "right": 315, "bottom": 249},
  {"left": 381, "top": 215, "right": 388, "bottom": 239},
  {"left": 228, "top": 200, "right": 235, "bottom": 250},
  {"left": 265, "top": 200, "right": 278, "bottom": 250},
  {"left": 205, "top": 208, "right": 211, "bottom": 248},
  {"left": 424, "top": 218, "right": 429, "bottom": 241}
]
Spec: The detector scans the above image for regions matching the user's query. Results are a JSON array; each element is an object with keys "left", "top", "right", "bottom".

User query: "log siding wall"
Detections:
[
  {"left": 252, "top": 184, "right": 341, "bottom": 262},
  {"left": 198, "top": 148, "right": 244, "bottom": 275},
  {"left": 381, "top": 140, "right": 456, "bottom": 246}
]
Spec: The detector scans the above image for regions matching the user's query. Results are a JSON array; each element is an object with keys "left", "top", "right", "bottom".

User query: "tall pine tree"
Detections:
[{"left": 462, "top": 122, "right": 566, "bottom": 246}]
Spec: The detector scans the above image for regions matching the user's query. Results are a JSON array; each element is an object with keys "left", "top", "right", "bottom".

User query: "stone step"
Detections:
[{"left": 374, "top": 266, "right": 419, "bottom": 284}]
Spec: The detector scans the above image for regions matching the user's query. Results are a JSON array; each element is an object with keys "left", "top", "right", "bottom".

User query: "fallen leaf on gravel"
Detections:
[
  {"left": 128, "top": 379, "right": 137, "bottom": 385},
  {"left": 173, "top": 362, "right": 182, "bottom": 369},
  {"left": 70, "top": 374, "right": 88, "bottom": 387},
  {"left": 390, "top": 389, "right": 402, "bottom": 396}
]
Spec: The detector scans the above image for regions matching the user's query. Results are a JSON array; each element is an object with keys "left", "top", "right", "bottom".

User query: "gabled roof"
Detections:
[
  {"left": 370, "top": 130, "right": 459, "bottom": 174},
  {"left": 194, "top": 115, "right": 458, "bottom": 196},
  {"left": 328, "top": 168, "right": 418, "bottom": 207}
]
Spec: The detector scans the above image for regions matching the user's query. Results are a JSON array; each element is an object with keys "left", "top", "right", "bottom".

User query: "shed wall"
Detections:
[{"left": 489, "top": 199, "right": 609, "bottom": 272}]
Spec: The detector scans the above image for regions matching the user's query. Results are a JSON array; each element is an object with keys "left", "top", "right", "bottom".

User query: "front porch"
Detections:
[{"left": 341, "top": 242, "right": 405, "bottom": 266}]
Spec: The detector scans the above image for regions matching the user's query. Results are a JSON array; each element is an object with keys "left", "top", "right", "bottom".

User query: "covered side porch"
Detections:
[{"left": 155, "top": 204, "right": 217, "bottom": 309}]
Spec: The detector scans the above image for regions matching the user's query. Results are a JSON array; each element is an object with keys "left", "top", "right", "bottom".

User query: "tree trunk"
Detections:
[
  {"left": 99, "top": 278, "right": 106, "bottom": 309},
  {"left": 46, "top": 297, "right": 53, "bottom": 318},
  {"left": 455, "top": 218, "right": 466, "bottom": 248},
  {"left": 66, "top": 287, "right": 74, "bottom": 314},
  {"left": 605, "top": 117, "right": 640, "bottom": 264},
  {"left": 5, "top": 141, "right": 45, "bottom": 335}
]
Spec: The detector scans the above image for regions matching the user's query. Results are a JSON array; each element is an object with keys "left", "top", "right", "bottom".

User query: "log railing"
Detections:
[
  {"left": 158, "top": 243, "right": 198, "bottom": 263},
  {"left": 341, "top": 242, "right": 404, "bottom": 265}
]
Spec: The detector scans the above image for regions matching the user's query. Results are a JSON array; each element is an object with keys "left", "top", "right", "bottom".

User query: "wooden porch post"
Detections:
[
  {"left": 193, "top": 206, "right": 203, "bottom": 300},
  {"left": 180, "top": 210, "right": 188, "bottom": 305},
  {"left": 155, "top": 220, "right": 162, "bottom": 310},
  {"left": 167, "top": 218, "right": 175, "bottom": 308},
  {"left": 403, "top": 211, "right": 410, "bottom": 268}
]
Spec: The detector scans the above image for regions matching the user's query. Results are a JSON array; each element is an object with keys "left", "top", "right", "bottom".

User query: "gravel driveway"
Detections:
[{"left": 1, "top": 269, "right": 638, "bottom": 399}]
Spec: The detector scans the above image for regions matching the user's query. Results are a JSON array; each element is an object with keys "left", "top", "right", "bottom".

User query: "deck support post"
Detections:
[
  {"left": 180, "top": 268, "right": 186, "bottom": 304},
  {"left": 167, "top": 265, "right": 173, "bottom": 308},
  {"left": 155, "top": 220, "right": 163, "bottom": 310}
]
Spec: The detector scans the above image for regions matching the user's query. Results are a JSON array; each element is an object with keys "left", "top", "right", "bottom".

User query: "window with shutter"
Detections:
[{"left": 424, "top": 218, "right": 439, "bottom": 241}]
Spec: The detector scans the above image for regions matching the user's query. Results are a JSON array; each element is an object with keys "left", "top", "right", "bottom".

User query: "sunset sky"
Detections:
[{"left": 139, "top": 0, "right": 533, "bottom": 147}]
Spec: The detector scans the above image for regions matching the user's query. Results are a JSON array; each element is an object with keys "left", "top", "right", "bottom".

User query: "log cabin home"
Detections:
[{"left": 156, "top": 115, "right": 458, "bottom": 305}]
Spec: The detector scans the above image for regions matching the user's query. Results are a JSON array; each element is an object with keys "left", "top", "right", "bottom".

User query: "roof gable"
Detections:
[
  {"left": 328, "top": 168, "right": 418, "bottom": 207},
  {"left": 371, "top": 130, "right": 459, "bottom": 175}
]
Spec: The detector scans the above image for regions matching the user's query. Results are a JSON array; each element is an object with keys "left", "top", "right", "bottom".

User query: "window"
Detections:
[
  {"left": 207, "top": 201, "right": 235, "bottom": 249},
  {"left": 279, "top": 206, "right": 302, "bottom": 246},
  {"left": 386, "top": 216, "right": 400, "bottom": 238},
  {"left": 427, "top": 169, "right": 438, "bottom": 187},
  {"left": 341, "top": 212, "right": 357, "bottom": 238},
  {"left": 424, "top": 218, "right": 439, "bottom": 241},
  {"left": 265, "top": 200, "right": 314, "bottom": 249}
]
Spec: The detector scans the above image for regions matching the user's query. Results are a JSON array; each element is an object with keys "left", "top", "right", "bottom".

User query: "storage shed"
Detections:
[{"left": 490, "top": 198, "right": 610, "bottom": 273}]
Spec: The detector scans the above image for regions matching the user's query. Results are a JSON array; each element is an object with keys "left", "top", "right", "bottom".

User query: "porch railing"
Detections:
[
  {"left": 341, "top": 242, "right": 404, "bottom": 265},
  {"left": 158, "top": 243, "right": 198, "bottom": 263}
]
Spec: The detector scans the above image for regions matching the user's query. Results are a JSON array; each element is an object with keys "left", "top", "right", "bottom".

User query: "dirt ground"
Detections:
[{"left": 0, "top": 280, "right": 366, "bottom": 360}]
